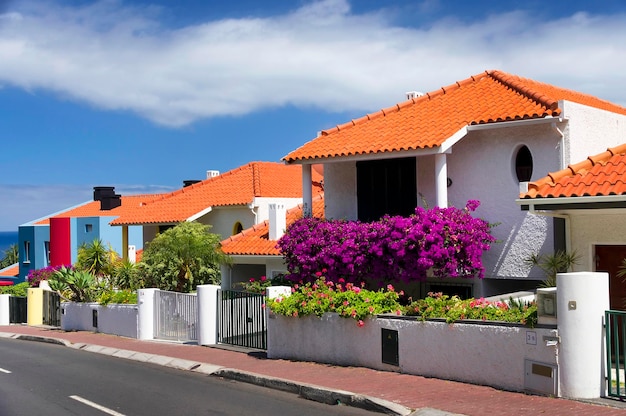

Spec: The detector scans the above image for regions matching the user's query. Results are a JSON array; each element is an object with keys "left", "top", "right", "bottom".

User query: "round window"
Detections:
[{"left": 515, "top": 145, "right": 533, "bottom": 182}]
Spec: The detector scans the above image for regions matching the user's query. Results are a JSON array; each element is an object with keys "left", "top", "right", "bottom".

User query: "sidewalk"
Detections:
[{"left": 1, "top": 325, "right": 625, "bottom": 416}]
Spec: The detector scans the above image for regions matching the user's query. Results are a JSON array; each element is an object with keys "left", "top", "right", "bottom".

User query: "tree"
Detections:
[
  {"left": 76, "top": 239, "right": 118, "bottom": 277},
  {"left": 138, "top": 222, "right": 230, "bottom": 292},
  {"left": 0, "top": 244, "right": 18, "bottom": 269}
]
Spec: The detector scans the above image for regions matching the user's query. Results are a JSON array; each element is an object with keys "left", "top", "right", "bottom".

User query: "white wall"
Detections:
[
  {"left": 268, "top": 313, "right": 558, "bottom": 394},
  {"left": 563, "top": 101, "right": 626, "bottom": 166},
  {"left": 567, "top": 210, "right": 626, "bottom": 272},
  {"left": 61, "top": 302, "right": 138, "bottom": 339},
  {"left": 324, "top": 162, "right": 357, "bottom": 220}
]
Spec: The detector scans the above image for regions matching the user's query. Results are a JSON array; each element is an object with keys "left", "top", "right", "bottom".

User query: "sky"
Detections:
[{"left": 1, "top": 0, "right": 626, "bottom": 231}]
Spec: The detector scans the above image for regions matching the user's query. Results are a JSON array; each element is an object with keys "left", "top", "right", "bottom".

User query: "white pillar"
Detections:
[
  {"left": 0, "top": 294, "right": 10, "bottom": 326},
  {"left": 266, "top": 286, "right": 291, "bottom": 299},
  {"left": 137, "top": 288, "right": 157, "bottom": 340},
  {"left": 197, "top": 284, "right": 220, "bottom": 346},
  {"left": 434, "top": 153, "right": 448, "bottom": 208},
  {"left": 557, "top": 272, "right": 609, "bottom": 399},
  {"left": 302, "top": 164, "right": 313, "bottom": 217}
]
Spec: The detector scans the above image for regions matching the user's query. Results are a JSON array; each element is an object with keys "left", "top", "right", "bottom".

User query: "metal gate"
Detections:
[
  {"left": 154, "top": 290, "right": 198, "bottom": 342},
  {"left": 9, "top": 296, "right": 27, "bottom": 323},
  {"left": 606, "top": 310, "right": 626, "bottom": 399},
  {"left": 42, "top": 291, "right": 60, "bottom": 327},
  {"left": 217, "top": 290, "right": 266, "bottom": 350}
]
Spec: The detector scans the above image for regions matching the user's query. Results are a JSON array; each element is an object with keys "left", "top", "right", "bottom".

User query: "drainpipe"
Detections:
[
  {"left": 248, "top": 203, "right": 258, "bottom": 225},
  {"left": 551, "top": 121, "right": 566, "bottom": 168}
]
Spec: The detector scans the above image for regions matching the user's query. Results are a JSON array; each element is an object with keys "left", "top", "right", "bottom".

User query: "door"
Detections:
[{"left": 595, "top": 245, "right": 626, "bottom": 310}]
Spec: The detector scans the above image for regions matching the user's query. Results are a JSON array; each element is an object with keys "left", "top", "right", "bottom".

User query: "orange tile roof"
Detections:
[
  {"left": 0, "top": 263, "right": 19, "bottom": 277},
  {"left": 521, "top": 143, "right": 626, "bottom": 199},
  {"left": 34, "top": 194, "right": 159, "bottom": 225},
  {"left": 283, "top": 70, "right": 626, "bottom": 163},
  {"left": 220, "top": 194, "right": 325, "bottom": 256},
  {"left": 111, "top": 162, "right": 323, "bottom": 226}
]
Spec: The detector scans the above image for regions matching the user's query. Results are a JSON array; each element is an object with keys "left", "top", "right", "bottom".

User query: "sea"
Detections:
[{"left": 0, "top": 231, "right": 18, "bottom": 254}]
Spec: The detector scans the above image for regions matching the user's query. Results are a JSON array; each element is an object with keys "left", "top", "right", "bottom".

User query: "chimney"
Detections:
[
  {"left": 93, "top": 186, "right": 116, "bottom": 201},
  {"left": 93, "top": 186, "right": 121, "bottom": 210},
  {"left": 405, "top": 91, "right": 425, "bottom": 100},
  {"left": 183, "top": 180, "right": 201, "bottom": 187},
  {"left": 269, "top": 203, "right": 286, "bottom": 241},
  {"left": 206, "top": 170, "right": 220, "bottom": 179}
]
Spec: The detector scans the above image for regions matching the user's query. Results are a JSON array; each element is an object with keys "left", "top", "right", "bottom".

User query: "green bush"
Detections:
[
  {"left": 404, "top": 292, "right": 537, "bottom": 326},
  {"left": 266, "top": 278, "right": 403, "bottom": 326},
  {"left": 98, "top": 289, "right": 137, "bottom": 305},
  {"left": 0, "top": 282, "right": 29, "bottom": 297}
]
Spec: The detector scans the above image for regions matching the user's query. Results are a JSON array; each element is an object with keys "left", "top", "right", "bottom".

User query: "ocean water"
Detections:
[{"left": 0, "top": 231, "right": 18, "bottom": 255}]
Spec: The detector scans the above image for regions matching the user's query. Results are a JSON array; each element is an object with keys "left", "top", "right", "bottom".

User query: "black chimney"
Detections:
[
  {"left": 183, "top": 180, "right": 201, "bottom": 187},
  {"left": 93, "top": 186, "right": 121, "bottom": 210}
]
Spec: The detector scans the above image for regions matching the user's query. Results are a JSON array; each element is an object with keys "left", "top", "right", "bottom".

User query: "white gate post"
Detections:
[
  {"left": 557, "top": 271, "right": 609, "bottom": 399},
  {"left": 0, "top": 294, "right": 10, "bottom": 326},
  {"left": 137, "top": 288, "right": 157, "bottom": 340},
  {"left": 197, "top": 285, "right": 220, "bottom": 346}
]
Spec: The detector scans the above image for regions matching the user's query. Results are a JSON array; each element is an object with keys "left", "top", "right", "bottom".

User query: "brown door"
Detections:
[{"left": 595, "top": 245, "right": 626, "bottom": 310}]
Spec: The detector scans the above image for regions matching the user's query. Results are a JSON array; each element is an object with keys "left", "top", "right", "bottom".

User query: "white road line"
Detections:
[
  {"left": 0, "top": 368, "right": 11, "bottom": 374},
  {"left": 69, "top": 395, "right": 126, "bottom": 416}
]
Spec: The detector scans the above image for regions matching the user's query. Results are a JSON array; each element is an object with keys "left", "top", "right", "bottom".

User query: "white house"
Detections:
[{"left": 282, "top": 70, "right": 626, "bottom": 297}]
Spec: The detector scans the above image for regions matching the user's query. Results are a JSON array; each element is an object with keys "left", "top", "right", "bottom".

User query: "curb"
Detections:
[{"left": 2, "top": 332, "right": 463, "bottom": 416}]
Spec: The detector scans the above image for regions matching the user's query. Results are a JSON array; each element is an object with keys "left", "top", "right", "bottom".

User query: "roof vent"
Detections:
[
  {"left": 207, "top": 170, "right": 220, "bottom": 179},
  {"left": 406, "top": 91, "right": 425, "bottom": 100}
]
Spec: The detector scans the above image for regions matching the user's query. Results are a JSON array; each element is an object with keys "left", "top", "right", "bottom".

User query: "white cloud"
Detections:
[{"left": 0, "top": 0, "right": 625, "bottom": 127}]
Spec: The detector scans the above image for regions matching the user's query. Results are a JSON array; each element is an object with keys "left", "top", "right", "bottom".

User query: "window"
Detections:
[
  {"left": 44, "top": 241, "right": 50, "bottom": 266},
  {"left": 85, "top": 224, "right": 93, "bottom": 233},
  {"left": 23, "top": 241, "right": 31, "bottom": 263},
  {"left": 233, "top": 222, "right": 243, "bottom": 235},
  {"left": 515, "top": 145, "right": 533, "bottom": 182},
  {"left": 357, "top": 157, "right": 417, "bottom": 222}
]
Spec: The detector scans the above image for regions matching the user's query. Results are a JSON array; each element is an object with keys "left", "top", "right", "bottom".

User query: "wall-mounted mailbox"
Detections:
[{"left": 537, "top": 287, "right": 557, "bottom": 325}]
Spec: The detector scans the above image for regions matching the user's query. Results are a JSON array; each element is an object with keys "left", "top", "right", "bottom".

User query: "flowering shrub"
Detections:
[
  {"left": 27, "top": 265, "right": 71, "bottom": 287},
  {"left": 404, "top": 292, "right": 537, "bottom": 326},
  {"left": 278, "top": 201, "right": 495, "bottom": 286},
  {"left": 266, "top": 277, "right": 403, "bottom": 326}
]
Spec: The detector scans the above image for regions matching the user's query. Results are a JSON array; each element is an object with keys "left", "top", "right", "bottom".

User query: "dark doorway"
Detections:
[
  {"left": 357, "top": 157, "right": 417, "bottom": 222},
  {"left": 595, "top": 245, "right": 626, "bottom": 310}
]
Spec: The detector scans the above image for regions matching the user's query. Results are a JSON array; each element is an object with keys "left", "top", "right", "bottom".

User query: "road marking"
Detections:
[
  {"left": 69, "top": 395, "right": 126, "bottom": 416},
  {"left": 0, "top": 368, "right": 11, "bottom": 374}
]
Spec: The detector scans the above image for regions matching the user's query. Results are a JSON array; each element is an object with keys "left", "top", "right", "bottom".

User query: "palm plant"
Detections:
[
  {"left": 0, "top": 244, "right": 18, "bottom": 269},
  {"left": 526, "top": 250, "right": 580, "bottom": 288}
]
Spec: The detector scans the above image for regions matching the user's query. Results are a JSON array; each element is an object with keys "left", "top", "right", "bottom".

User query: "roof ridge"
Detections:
[
  {"left": 320, "top": 71, "right": 494, "bottom": 136},
  {"left": 487, "top": 70, "right": 559, "bottom": 111}
]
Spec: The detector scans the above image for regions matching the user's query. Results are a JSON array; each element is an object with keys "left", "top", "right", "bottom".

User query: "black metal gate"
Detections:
[
  {"left": 9, "top": 296, "right": 27, "bottom": 323},
  {"left": 43, "top": 290, "right": 61, "bottom": 327},
  {"left": 217, "top": 290, "right": 266, "bottom": 350},
  {"left": 606, "top": 310, "right": 626, "bottom": 399}
]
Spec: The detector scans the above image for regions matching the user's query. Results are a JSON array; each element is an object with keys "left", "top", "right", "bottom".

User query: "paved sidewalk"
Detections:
[{"left": 1, "top": 325, "right": 625, "bottom": 415}]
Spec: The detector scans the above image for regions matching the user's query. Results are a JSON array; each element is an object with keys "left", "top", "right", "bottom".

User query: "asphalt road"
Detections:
[{"left": 0, "top": 338, "right": 377, "bottom": 416}]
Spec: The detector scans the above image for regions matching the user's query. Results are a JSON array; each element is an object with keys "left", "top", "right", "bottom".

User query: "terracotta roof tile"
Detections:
[
  {"left": 522, "top": 144, "right": 626, "bottom": 199},
  {"left": 111, "top": 162, "right": 323, "bottom": 226},
  {"left": 0, "top": 263, "right": 19, "bottom": 277},
  {"left": 220, "top": 194, "right": 325, "bottom": 256},
  {"left": 283, "top": 70, "right": 626, "bottom": 163},
  {"left": 35, "top": 194, "right": 159, "bottom": 225}
]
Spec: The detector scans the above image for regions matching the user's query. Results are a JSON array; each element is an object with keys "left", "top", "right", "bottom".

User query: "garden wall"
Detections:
[
  {"left": 61, "top": 302, "right": 138, "bottom": 339},
  {"left": 267, "top": 312, "right": 558, "bottom": 394}
]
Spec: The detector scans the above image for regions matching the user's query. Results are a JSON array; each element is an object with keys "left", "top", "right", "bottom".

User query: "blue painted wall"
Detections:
[{"left": 18, "top": 225, "right": 50, "bottom": 281}]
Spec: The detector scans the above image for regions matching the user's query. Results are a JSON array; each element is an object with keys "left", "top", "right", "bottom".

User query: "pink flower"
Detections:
[
  {"left": 343, "top": 301, "right": 349, "bottom": 306},
  {"left": 352, "top": 287, "right": 361, "bottom": 294},
  {"left": 396, "top": 309, "right": 402, "bottom": 315},
  {"left": 315, "top": 271, "right": 323, "bottom": 277},
  {"left": 351, "top": 310, "right": 357, "bottom": 317},
  {"left": 357, "top": 320, "right": 365, "bottom": 327},
  {"left": 249, "top": 278, "right": 255, "bottom": 282},
  {"left": 338, "top": 278, "right": 345, "bottom": 283},
  {"left": 260, "top": 276, "right": 267, "bottom": 282},
  {"left": 387, "top": 284, "right": 395, "bottom": 292}
]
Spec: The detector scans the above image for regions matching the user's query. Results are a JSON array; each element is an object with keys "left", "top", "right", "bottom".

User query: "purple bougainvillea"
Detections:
[{"left": 277, "top": 201, "right": 496, "bottom": 286}]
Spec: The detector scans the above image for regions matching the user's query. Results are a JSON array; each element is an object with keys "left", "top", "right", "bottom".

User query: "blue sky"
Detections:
[{"left": 1, "top": 0, "right": 626, "bottom": 231}]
